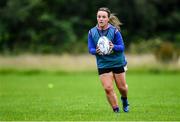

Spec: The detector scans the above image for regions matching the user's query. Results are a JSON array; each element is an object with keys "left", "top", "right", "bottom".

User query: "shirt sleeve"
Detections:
[
  {"left": 113, "top": 30, "right": 125, "bottom": 52},
  {"left": 88, "top": 31, "right": 96, "bottom": 55}
]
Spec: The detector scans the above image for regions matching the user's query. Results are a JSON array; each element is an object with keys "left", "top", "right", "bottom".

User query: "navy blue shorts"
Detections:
[{"left": 98, "top": 65, "right": 127, "bottom": 75}]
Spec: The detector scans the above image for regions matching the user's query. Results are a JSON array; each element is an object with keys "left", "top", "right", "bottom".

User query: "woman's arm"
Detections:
[
  {"left": 88, "top": 31, "right": 96, "bottom": 55},
  {"left": 113, "top": 31, "right": 125, "bottom": 52}
]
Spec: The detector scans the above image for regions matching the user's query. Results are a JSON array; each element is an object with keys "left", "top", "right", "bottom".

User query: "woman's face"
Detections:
[{"left": 97, "top": 11, "right": 109, "bottom": 29}]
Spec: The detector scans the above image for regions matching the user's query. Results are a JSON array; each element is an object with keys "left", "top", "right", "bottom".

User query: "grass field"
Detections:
[{"left": 0, "top": 71, "right": 180, "bottom": 121}]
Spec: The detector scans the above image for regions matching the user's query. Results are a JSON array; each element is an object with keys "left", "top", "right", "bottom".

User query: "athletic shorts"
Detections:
[{"left": 98, "top": 65, "right": 128, "bottom": 75}]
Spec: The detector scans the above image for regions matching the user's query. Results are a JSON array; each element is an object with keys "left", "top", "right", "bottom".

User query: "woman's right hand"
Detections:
[{"left": 96, "top": 46, "right": 103, "bottom": 55}]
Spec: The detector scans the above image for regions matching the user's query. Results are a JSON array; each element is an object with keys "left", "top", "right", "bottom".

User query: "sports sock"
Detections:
[
  {"left": 121, "top": 96, "right": 127, "bottom": 100},
  {"left": 113, "top": 106, "right": 119, "bottom": 113}
]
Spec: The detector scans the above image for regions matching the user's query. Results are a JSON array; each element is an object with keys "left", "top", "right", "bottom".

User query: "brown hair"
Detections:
[{"left": 98, "top": 7, "right": 122, "bottom": 30}]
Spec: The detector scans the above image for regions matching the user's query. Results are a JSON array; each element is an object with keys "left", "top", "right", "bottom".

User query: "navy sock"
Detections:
[
  {"left": 121, "top": 96, "right": 129, "bottom": 107},
  {"left": 121, "top": 96, "right": 127, "bottom": 100},
  {"left": 113, "top": 106, "right": 119, "bottom": 112}
]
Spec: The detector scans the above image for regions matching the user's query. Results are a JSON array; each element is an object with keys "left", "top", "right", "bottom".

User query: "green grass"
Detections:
[{"left": 0, "top": 71, "right": 180, "bottom": 121}]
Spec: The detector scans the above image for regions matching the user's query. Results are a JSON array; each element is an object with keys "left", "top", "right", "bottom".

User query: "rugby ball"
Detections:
[{"left": 97, "top": 36, "right": 110, "bottom": 55}]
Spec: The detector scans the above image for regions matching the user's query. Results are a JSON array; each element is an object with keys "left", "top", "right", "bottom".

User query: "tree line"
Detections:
[{"left": 0, "top": 0, "right": 179, "bottom": 54}]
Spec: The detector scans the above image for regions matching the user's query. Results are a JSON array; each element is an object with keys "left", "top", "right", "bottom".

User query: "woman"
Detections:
[{"left": 88, "top": 7, "right": 129, "bottom": 113}]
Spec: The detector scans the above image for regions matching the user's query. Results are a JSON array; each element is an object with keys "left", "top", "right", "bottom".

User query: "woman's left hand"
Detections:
[
  {"left": 109, "top": 41, "right": 114, "bottom": 49},
  {"left": 108, "top": 41, "right": 114, "bottom": 54}
]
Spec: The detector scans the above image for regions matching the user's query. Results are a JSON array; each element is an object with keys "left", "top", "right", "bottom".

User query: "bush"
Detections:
[
  {"left": 128, "top": 38, "right": 179, "bottom": 63},
  {"left": 154, "top": 41, "right": 179, "bottom": 63},
  {"left": 128, "top": 38, "right": 162, "bottom": 54}
]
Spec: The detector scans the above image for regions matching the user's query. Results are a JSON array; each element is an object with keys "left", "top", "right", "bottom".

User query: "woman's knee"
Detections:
[
  {"left": 118, "top": 84, "right": 128, "bottom": 91},
  {"left": 104, "top": 86, "right": 114, "bottom": 94}
]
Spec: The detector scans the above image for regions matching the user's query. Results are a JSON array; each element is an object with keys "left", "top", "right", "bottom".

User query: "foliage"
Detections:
[
  {"left": 129, "top": 38, "right": 179, "bottom": 63},
  {"left": 128, "top": 38, "right": 162, "bottom": 54},
  {"left": 154, "top": 41, "right": 179, "bottom": 63},
  {"left": 0, "top": 0, "right": 180, "bottom": 54}
]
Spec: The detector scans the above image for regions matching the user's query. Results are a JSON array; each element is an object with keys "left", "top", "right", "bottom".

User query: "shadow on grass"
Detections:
[
  {"left": 0, "top": 68, "right": 179, "bottom": 75},
  {"left": 0, "top": 68, "right": 98, "bottom": 75}
]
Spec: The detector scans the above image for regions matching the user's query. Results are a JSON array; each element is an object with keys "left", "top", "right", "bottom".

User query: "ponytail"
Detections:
[{"left": 109, "top": 14, "right": 122, "bottom": 31}]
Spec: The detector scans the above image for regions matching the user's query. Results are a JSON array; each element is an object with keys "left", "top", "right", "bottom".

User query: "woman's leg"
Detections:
[
  {"left": 114, "top": 72, "right": 128, "bottom": 97},
  {"left": 100, "top": 72, "right": 119, "bottom": 112},
  {"left": 114, "top": 72, "right": 129, "bottom": 112}
]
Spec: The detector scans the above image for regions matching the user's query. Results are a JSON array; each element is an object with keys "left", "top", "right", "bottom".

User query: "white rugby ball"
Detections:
[{"left": 97, "top": 36, "right": 110, "bottom": 55}]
